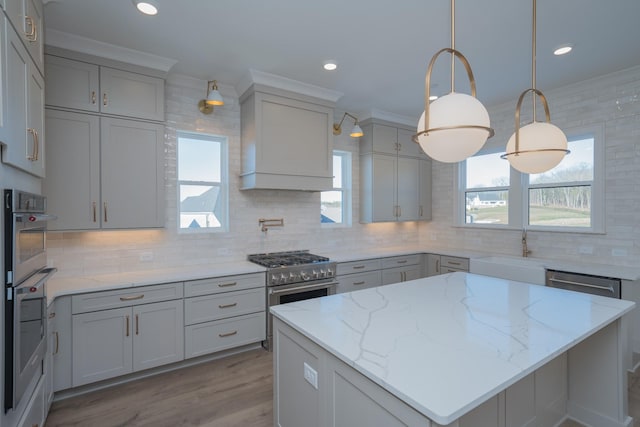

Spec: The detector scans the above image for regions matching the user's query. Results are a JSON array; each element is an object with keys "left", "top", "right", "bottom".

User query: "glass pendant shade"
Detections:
[
  {"left": 416, "top": 92, "right": 491, "bottom": 163},
  {"left": 505, "top": 121, "right": 568, "bottom": 174}
]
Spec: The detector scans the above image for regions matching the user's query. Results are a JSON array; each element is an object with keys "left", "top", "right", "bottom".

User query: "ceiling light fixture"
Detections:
[
  {"left": 501, "top": 0, "right": 569, "bottom": 174},
  {"left": 333, "top": 112, "right": 363, "bottom": 138},
  {"left": 198, "top": 80, "right": 224, "bottom": 115},
  {"left": 412, "top": 0, "right": 494, "bottom": 163},
  {"left": 133, "top": 0, "right": 158, "bottom": 16},
  {"left": 553, "top": 44, "right": 573, "bottom": 56},
  {"left": 323, "top": 61, "right": 338, "bottom": 71}
]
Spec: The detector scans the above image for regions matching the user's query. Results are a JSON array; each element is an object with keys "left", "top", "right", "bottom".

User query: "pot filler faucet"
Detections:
[{"left": 522, "top": 229, "right": 531, "bottom": 257}]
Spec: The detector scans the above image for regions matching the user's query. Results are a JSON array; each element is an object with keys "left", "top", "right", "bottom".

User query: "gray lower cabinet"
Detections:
[
  {"left": 336, "top": 254, "right": 424, "bottom": 292},
  {"left": 183, "top": 273, "right": 266, "bottom": 359},
  {"left": 381, "top": 254, "right": 422, "bottom": 285},
  {"left": 71, "top": 284, "right": 184, "bottom": 387},
  {"left": 50, "top": 296, "right": 72, "bottom": 393},
  {"left": 426, "top": 254, "right": 470, "bottom": 277}
]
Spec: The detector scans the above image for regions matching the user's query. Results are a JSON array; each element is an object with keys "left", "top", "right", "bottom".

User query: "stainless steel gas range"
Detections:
[{"left": 247, "top": 250, "right": 337, "bottom": 350}]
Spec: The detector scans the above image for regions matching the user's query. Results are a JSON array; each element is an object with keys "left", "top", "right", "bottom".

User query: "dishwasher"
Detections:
[{"left": 545, "top": 269, "right": 621, "bottom": 299}]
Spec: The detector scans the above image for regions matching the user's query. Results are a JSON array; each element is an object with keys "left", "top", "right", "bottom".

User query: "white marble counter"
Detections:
[
  {"left": 46, "top": 261, "right": 265, "bottom": 304},
  {"left": 270, "top": 272, "right": 635, "bottom": 424}
]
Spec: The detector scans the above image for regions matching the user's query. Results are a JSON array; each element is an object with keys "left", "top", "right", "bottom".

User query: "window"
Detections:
[
  {"left": 321, "top": 151, "right": 352, "bottom": 226},
  {"left": 456, "top": 126, "right": 603, "bottom": 232},
  {"left": 177, "top": 131, "right": 228, "bottom": 232}
]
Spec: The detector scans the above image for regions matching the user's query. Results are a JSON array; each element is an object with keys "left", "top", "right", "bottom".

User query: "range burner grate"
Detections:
[{"left": 247, "top": 250, "right": 330, "bottom": 268}]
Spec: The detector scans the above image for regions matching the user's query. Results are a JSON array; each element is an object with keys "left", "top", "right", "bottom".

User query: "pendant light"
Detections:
[
  {"left": 501, "top": 0, "right": 569, "bottom": 174},
  {"left": 413, "top": 0, "right": 494, "bottom": 163}
]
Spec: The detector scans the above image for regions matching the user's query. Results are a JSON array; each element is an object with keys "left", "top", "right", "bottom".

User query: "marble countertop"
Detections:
[
  {"left": 270, "top": 272, "right": 635, "bottom": 424},
  {"left": 46, "top": 261, "right": 265, "bottom": 304}
]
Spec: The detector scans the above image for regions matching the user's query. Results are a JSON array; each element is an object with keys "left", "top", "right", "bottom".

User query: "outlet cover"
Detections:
[{"left": 303, "top": 362, "right": 318, "bottom": 389}]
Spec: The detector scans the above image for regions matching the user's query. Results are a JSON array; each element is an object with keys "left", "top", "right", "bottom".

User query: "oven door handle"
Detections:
[
  {"left": 15, "top": 267, "right": 57, "bottom": 294},
  {"left": 15, "top": 213, "right": 58, "bottom": 222},
  {"left": 269, "top": 282, "right": 337, "bottom": 296}
]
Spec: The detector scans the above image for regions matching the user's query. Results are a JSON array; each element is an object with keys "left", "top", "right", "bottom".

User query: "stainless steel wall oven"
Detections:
[{"left": 4, "top": 190, "right": 56, "bottom": 412}]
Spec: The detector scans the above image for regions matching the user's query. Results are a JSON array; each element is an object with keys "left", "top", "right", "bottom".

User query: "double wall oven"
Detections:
[
  {"left": 248, "top": 251, "right": 337, "bottom": 350},
  {"left": 3, "top": 190, "right": 56, "bottom": 412}
]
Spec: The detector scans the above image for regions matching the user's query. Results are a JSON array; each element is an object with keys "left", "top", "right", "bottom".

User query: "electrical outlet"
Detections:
[
  {"left": 578, "top": 245, "right": 594, "bottom": 255},
  {"left": 303, "top": 362, "right": 318, "bottom": 389},
  {"left": 139, "top": 252, "right": 154, "bottom": 262}
]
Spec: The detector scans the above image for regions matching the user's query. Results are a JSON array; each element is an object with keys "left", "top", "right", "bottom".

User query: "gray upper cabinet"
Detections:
[
  {"left": 359, "top": 121, "right": 431, "bottom": 223},
  {"left": 45, "top": 55, "right": 165, "bottom": 122},
  {"left": 239, "top": 86, "right": 334, "bottom": 191},
  {"left": 5, "top": 0, "right": 44, "bottom": 75}
]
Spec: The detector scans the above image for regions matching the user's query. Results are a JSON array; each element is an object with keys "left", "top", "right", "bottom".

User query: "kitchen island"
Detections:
[{"left": 271, "top": 272, "right": 635, "bottom": 427}]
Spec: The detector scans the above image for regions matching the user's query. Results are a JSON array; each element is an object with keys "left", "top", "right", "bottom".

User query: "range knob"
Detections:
[
  {"left": 319, "top": 269, "right": 326, "bottom": 278},
  {"left": 312, "top": 270, "right": 319, "bottom": 279},
  {"left": 326, "top": 268, "right": 334, "bottom": 277},
  {"left": 271, "top": 274, "right": 280, "bottom": 285},
  {"left": 280, "top": 273, "right": 288, "bottom": 284},
  {"left": 300, "top": 271, "right": 310, "bottom": 281}
]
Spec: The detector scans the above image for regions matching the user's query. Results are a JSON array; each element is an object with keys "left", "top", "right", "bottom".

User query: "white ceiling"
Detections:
[{"left": 43, "top": 0, "right": 640, "bottom": 121}]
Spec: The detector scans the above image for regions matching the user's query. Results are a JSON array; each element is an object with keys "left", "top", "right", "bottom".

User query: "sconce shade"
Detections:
[
  {"left": 206, "top": 87, "right": 224, "bottom": 106},
  {"left": 505, "top": 121, "right": 568, "bottom": 174},
  {"left": 350, "top": 124, "right": 364, "bottom": 138},
  {"left": 416, "top": 92, "right": 491, "bottom": 163}
]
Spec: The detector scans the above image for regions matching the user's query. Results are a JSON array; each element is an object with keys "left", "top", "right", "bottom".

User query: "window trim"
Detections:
[
  {"left": 455, "top": 124, "right": 605, "bottom": 234},
  {"left": 176, "top": 130, "right": 229, "bottom": 233},
  {"left": 321, "top": 150, "right": 352, "bottom": 227}
]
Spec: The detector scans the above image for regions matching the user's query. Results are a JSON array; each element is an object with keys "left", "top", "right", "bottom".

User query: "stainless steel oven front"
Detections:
[{"left": 266, "top": 279, "right": 337, "bottom": 350}]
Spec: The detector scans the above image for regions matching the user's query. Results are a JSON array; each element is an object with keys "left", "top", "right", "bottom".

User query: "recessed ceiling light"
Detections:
[
  {"left": 553, "top": 44, "right": 573, "bottom": 56},
  {"left": 323, "top": 61, "right": 337, "bottom": 71},
  {"left": 429, "top": 95, "right": 439, "bottom": 101},
  {"left": 134, "top": 0, "right": 158, "bottom": 16}
]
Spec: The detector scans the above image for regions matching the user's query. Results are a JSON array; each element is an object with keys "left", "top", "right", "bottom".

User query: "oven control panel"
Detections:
[{"left": 268, "top": 263, "right": 336, "bottom": 286}]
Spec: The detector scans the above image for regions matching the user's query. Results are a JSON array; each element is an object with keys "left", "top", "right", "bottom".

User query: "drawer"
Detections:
[
  {"left": 184, "top": 312, "right": 266, "bottom": 359},
  {"left": 381, "top": 254, "right": 421, "bottom": 269},
  {"left": 184, "top": 288, "right": 265, "bottom": 326},
  {"left": 441, "top": 256, "right": 469, "bottom": 271},
  {"left": 336, "top": 259, "right": 381, "bottom": 275},
  {"left": 441, "top": 266, "right": 466, "bottom": 274},
  {"left": 337, "top": 271, "right": 382, "bottom": 294},
  {"left": 72, "top": 282, "right": 184, "bottom": 314},
  {"left": 184, "top": 272, "right": 265, "bottom": 297}
]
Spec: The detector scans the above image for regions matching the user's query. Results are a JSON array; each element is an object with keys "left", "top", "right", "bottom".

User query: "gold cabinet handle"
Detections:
[
  {"left": 218, "top": 303, "right": 238, "bottom": 309},
  {"left": 27, "top": 128, "right": 37, "bottom": 160},
  {"left": 435, "top": 259, "right": 440, "bottom": 273},
  {"left": 353, "top": 281, "right": 365, "bottom": 286},
  {"left": 352, "top": 265, "right": 365, "bottom": 270},
  {"left": 103, "top": 93, "right": 108, "bottom": 106},
  {"left": 398, "top": 206, "right": 401, "bottom": 217},
  {"left": 398, "top": 143, "right": 402, "bottom": 151},
  {"left": 218, "top": 331, "right": 238, "bottom": 338},
  {"left": 54, "top": 331, "right": 59, "bottom": 355},
  {"left": 419, "top": 205, "right": 423, "bottom": 217},
  {"left": 449, "top": 261, "right": 462, "bottom": 266},
  {"left": 33, "top": 130, "right": 39, "bottom": 161},
  {"left": 217, "top": 282, "right": 237, "bottom": 288},
  {"left": 119, "top": 294, "right": 144, "bottom": 301},
  {"left": 103, "top": 202, "right": 108, "bottom": 222},
  {"left": 92, "top": 202, "right": 97, "bottom": 222},
  {"left": 397, "top": 260, "right": 408, "bottom": 264},
  {"left": 48, "top": 312, "right": 56, "bottom": 319},
  {"left": 91, "top": 91, "right": 96, "bottom": 104},
  {"left": 125, "top": 315, "right": 130, "bottom": 337},
  {"left": 24, "top": 16, "right": 36, "bottom": 41},
  {"left": 135, "top": 314, "right": 139, "bottom": 335}
]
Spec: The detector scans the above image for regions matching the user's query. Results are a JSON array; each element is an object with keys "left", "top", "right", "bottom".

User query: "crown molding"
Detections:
[
  {"left": 359, "top": 108, "right": 418, "bottom": 128},
  {"left": 236, "top": 69, "right": 343, "bottom": 104},
  {"left": 45, "top": 29, "right": 177, "bottom": 72}
]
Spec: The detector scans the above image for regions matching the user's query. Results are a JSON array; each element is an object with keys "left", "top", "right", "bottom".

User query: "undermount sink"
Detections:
[{"left": 469, "top": 255, "right": 547, "bottom": 285}]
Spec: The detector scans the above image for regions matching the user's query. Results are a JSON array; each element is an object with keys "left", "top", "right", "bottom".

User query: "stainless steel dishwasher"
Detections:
[{"left": 545, "top": 269, "right": 621, "bottom": 298}]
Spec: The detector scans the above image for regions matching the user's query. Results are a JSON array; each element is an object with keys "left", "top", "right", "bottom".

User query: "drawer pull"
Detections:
[
  {"left": 218, "top": 303, "right": 238, "bottom": 309},
  {"left": 125, "top": 315, "right": 130, "bottom": 337},
  {"left": 120, "top": 294, "right": 144, "bottom": 301},
  {"left": 397, "top": 260, "right": 408, "bottom": 264},
  {"left": 448, "top": 261, "right": 461, "bottom": 266},
  {"left": 48, "top": 312, "right": 56, "bottom": 319},
  {"left": 352, "top": 265, "right": 365, "bottom": 270},
  {"left": 353, "top": 281, "right": 365, "bottom": 285},
  {"left": 54, "top": 331, "right": 59, "bottom": 355},
  {"left": 135, "top": 314, "right": 139, "bottom": 335},
  {"left": 219, "top": 331, "right": 238, "bottom": 338},
  {"left": 218, "top": 282, "right": 237, "bottom": 288}
]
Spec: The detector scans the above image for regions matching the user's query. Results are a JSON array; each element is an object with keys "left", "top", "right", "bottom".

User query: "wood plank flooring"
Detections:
[
  {"left": 46, "top": 348, "right": 640, "bottom": 427},
  {"left": 45, "top": 349, "right": 273, "bottom": 427}
]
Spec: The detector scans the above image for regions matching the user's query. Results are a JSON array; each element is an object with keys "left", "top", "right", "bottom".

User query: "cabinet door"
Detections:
[
  {"left": 396, "top": 156, "right": 419, "bottom": 221},
  {"left": 370, "top": 123, "right": 398, "bottom": 155},
  {"left": 43, "top": 110, "right": 101, "bottom": 230},
  {"left": 72, "top": 307, "right": 133, "bottom": 386},
  {"left": 132, "top": 300, "right": 184, "bottom": 372},
  {"left": 52, "top": 296, "right": 72, "bottom": 392},
  {"left": 425, "top": 254, "right": 441, "bottom": 277},
  {"left": 100, "top": 118, "right": 165, "bottom": 228},
  {"left": 26, "top": 58, "right": 44, "bottom": 176},
  {"left": 418, "top": 159, "right": 432, "bottom": 220},
  {"left": 45, "top": 55, "right": 100, "bottom": 112},
  {"left": 371, "top": 154, "right": 397, "bottom": 222},
  {"left": 5, "top": 0, "right": 43, "bottom": 74},
  {"left": 45, "top": 303, "right": 55, "bottom": 411},
  {"left": 0, "top": 16, "right": 7, "bottom": 145},
  {"left": 396, "top": 128, "right": 425, "bottom": 158},
  {"left": 100, "top": 66, "right": 164, "bottom": 121}
]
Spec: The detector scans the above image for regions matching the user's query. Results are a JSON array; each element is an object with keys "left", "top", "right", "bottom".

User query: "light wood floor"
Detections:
[
  {"left": 46, "top": 348, "right": 640, "bottom": 427},
  {"left": 45, "top": 349, "right": 273, "bottom": 427}
]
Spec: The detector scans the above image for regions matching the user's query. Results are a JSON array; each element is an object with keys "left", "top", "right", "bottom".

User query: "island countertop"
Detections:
[{"left": 270, "top": 272, "right": 635, "bottom": 425}]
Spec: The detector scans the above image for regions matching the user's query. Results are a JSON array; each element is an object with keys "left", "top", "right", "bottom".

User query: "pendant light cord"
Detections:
[
  {"left": 532, "top": 0, "right": 537, "bottom": 121},
  {"left": 450, "top": 0, "right": 456, "bottom": 93}
]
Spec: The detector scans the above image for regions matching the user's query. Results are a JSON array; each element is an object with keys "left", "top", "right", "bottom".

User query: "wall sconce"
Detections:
[
  {"left": 333, "top": 112, "right": 363, "bottom": 138},
  {"left": 198, "top": 80, "right": 224, "bottom": 115},
  {"left": 412, "top": 0, "right": 494, "bottom": 163}
]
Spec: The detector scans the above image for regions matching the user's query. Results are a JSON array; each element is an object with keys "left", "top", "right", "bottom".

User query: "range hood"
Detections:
[{"left": 237, "top": 70, "right": 342, "bottom": 191}]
